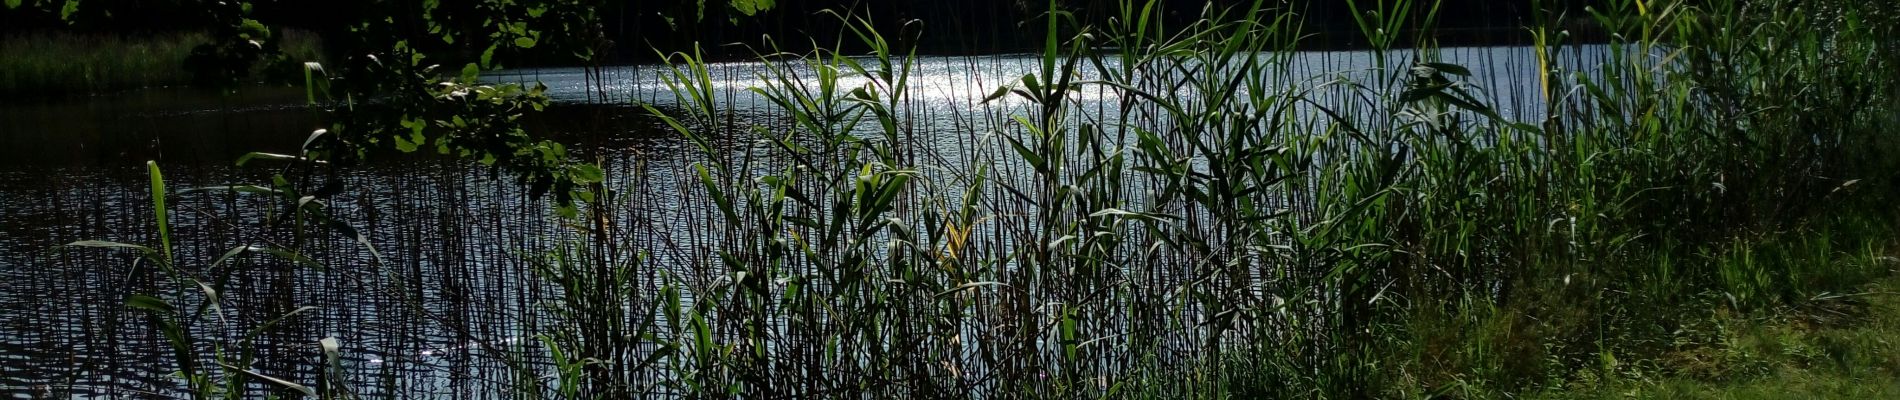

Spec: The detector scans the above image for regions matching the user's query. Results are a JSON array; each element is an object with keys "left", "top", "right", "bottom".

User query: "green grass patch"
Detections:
[
  {"left": 1536, "top": 270, "right": 1900, "bottom": 399},
  {"left": 1378, "top": 210, "right": 1900, "bottom": 398}
]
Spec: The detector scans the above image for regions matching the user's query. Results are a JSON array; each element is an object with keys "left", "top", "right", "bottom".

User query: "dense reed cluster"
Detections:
[
  {"left": 54, "top": 0, "right": 1900, "bottom": 398},
  {"left": 526, "top": 0, "right": 1900, "bottom": 397}
]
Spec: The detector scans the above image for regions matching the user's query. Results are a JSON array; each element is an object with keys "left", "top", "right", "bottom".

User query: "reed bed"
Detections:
[
  {"left": 525, "top": 0, "right": 1900, "bottom": 398},
  {"left": 38, "top": 0, "right": 1900, "bottom": 398}
]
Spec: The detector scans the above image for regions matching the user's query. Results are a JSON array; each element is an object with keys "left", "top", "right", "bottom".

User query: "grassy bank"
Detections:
[
  {"left": 0, "top": 29, "right": 323, "bottom": 96},
  {"left": 1539, "top": 270, "right": 1900, "bottom": 399},
  {"left": 1390, "top": 210, "right": 1900, "bottom": 398}
]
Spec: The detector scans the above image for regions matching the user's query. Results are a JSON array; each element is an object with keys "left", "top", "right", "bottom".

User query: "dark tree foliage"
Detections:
[
  {"left": 0, "top": 0, "right": 647, "bottom": 214},
  {"left": 286, "top": 0, "right": 625, "bottom": 216}
]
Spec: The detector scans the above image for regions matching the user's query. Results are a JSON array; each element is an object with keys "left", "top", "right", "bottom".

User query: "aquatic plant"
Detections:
[
  {"left": 36, "top": 0, "right": 1900, "bottom": 397},
  {"left": 558, "top": 0, "right": 1900, "bottom": 397}
]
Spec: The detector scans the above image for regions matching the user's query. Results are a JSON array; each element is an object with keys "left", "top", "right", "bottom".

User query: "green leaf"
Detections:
[
  {"left": 694, "top": 164, "right": 739, "bottom": 225},
  {"left": 480, "top": 44, "right": 498, "bottom": 67},
  {"left": 513, "top": 37, "right": 537, "bottom": 49},
  {"left": 238, "top": 19, "right": 269, "bottom": 41},
  {"left": 571, "top": 164, "right": 605, "bottom": 184},
  {"left": 981, "top": 83, "right": 1014, "bottom": 104},
  {"left": 5, "top": 0, "right": 22, "bottom": 10},
  {"left": 460, "top": 63, "right": 481, "bottom": 82},
  {"left": 869, "top": 173, "right": 910, "bottom": 214},
  {"left": 728, "top": 0, "right": 775, "bottom": 16},
  {"left": 60, "top": 0, "right": 79, "bottom": 21},
  {"left": 1000, "top": 131, "right": 1044, "bottom": 173},
  {"left": 1421, "top": 62, "right": 1472, "bottom": 76},
  {"left": 302, "top": 64, "right": 326, "bottom": 106},
  {"left": 126, "top": 294, "right": 176, "bottom": 315},
  {"left": 394, "top": 135, "right": 419, "bottom": 152},
  {"left": 692, "top": 312, "right": 713, "bottom": 361},
  {"left": 1060, "top": 310, "right": 1077, "bottom": 360},
  {"left": 146, "top": 161, "right": 171, "bottom": 262}
]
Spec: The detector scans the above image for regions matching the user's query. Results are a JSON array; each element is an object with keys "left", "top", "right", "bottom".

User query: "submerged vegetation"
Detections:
[{"left": 21, "top": 0, "right": 1900, "bottom": 398}]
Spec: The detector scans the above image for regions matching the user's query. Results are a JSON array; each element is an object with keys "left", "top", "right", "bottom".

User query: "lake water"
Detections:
[{"left": 0, "top": 45, "right": 1606, "bottom": 398}]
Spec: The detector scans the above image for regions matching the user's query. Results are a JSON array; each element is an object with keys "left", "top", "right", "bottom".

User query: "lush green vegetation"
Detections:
[
  {"left": 562, "top": 0, "right": 1900, "bottom": 397},
  {"left": 0, "top": 31, "right": 202, "bottom": 95},
  {"left": 0, "top": 29, "right": 322, "bottom": 96},
  {"left": 40, "top": 0, "right": 1900, "bottom": 398},
  {"left": 1536, "top": 273, "right": 1900, "bottom": 399}
]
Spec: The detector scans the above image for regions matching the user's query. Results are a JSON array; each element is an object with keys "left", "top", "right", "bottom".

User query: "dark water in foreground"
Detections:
[{"left": 0, "top": 46, "right": 1597, "bottom": 397}]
